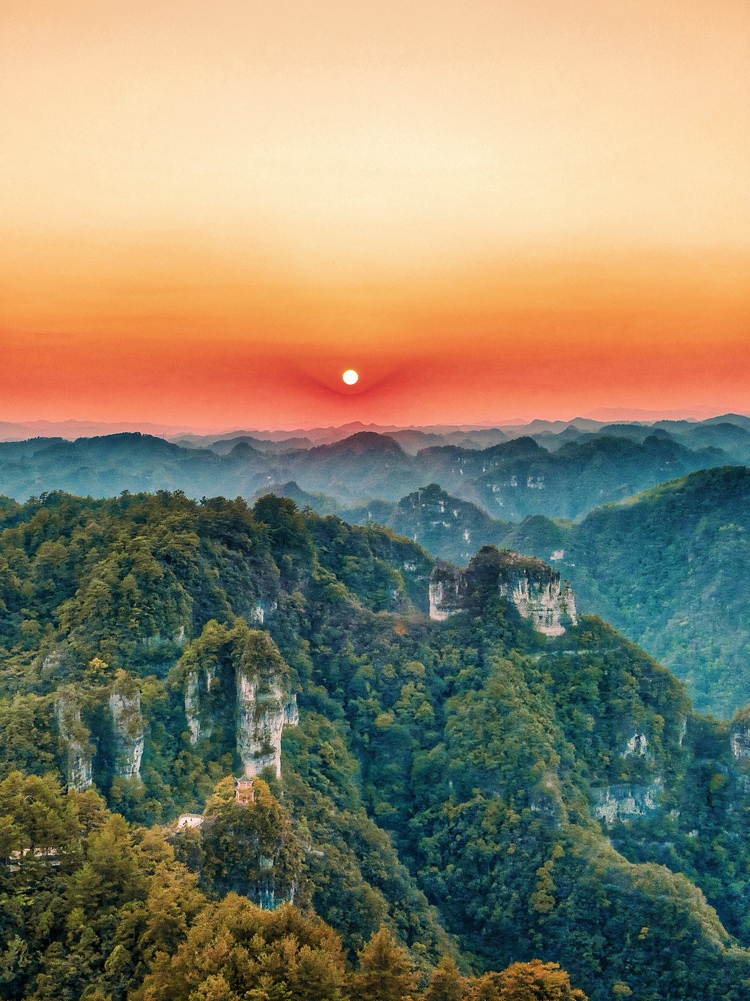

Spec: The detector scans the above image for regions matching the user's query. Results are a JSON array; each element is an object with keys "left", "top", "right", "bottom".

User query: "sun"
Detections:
[{"left": 342, "top": 369, "right": 359, "bottom": 385}]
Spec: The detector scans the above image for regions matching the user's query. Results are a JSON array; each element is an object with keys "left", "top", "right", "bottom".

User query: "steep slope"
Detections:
[
  {"left": 1, "top": 492, "right": 750, "bottom": 998},
  {"left": 255, "top": 481, "right": 509, "bottom": 565},
  {"left": 416, "top": 434, "right": 725, "bottom": 521},
  {"left": 340, "top": 468, "right": 750, "bottom": 718},
  {"left": 503, "top": 467, "right": 750, "bottom": 717}
]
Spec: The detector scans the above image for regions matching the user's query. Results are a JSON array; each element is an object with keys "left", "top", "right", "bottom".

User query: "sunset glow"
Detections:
[{"left": 1, "top": 1, "right": 748, "bottom": 428}]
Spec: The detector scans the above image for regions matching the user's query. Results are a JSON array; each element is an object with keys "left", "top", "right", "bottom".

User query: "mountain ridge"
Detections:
[{"left": 0, "top": 489, "right": 750, "bottom": 998}]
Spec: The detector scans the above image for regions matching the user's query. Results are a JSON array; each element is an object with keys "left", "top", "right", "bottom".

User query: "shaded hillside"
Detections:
[
  {"left": 416, "top": 433, "right": 725, "bottom": 521},
  {"left": 563, "top": 467, "right": 750, "bottom": 718},
  {"left": 292, "top": 468, "right": 750, "bottom": 718},
  {"left": 1, "top": 492, "right": 750, "bottom": 997},
  {"left": 499, "top": 467, "right": 750, "bottom": 718},
  {"left": 0, "top": 426, "right": 735, "bottom": 522},
  {"left": 259, "top": 483, "right": 511, "bottom": 564}
]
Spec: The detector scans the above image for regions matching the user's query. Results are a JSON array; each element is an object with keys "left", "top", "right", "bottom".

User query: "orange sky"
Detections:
[{"left": 1, "top": 0, "right": 748, "bottom": 427}]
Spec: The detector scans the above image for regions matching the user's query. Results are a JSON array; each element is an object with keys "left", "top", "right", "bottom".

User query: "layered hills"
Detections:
[
  {"left": 526, "top": 466, "right": 750, "bottom": 718},
  {"left": 0, "top": 422, "right": 734, "bottom": 518},
  {"left": 3, "top": 421, "right": 746, "bottom": 719},
  {"left": 300, "top": 470, "right": 750, "bottom": 719},
  {"left": 1, "top": 491, "right": 750, "bottom": 998}
]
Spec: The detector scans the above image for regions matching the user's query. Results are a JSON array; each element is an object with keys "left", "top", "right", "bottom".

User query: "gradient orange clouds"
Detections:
[{"left": 1, "top": 0, "right": 748, "bottom": 427}]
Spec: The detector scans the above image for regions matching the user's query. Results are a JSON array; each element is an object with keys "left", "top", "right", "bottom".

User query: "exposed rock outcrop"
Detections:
[
  {"left": 55, "top": 694, "right": 93, "bottom": 792},
  {"left": 235, "top": 631, "right": 297, "bottom": 780},
  {"left": 624, "top": 733, "right": 648, "bottom": 757},
  {"left": 428, "top": 547, "right": 577, "bottom": 636},
  {"left": 184, "top": 664, "right": 215, "bottom": 745},
  {"left": 731, "top": 712, "right": 750, "bottom": 759},
  {"left": 499, "top": 569, "right": 577, "bottom": 637},
  {"left": 429, "top": 562, "right": 467, "bottom": 620},
  {"left": 110, "top": 674, "right": 144, "bottom": 780},
  {"left": 592, "top": 781, "right": 663, "bottom": 825},
  {"left": 185, "top": 671, "right": 201, "bottom": 744},
  {"left": 237, "top": 675, "right": 286, "bottom": 779},
  {"left": 249, "top": 600, "right": 278, "bottom": 626},
  {"left": 283, "top": 694, "right": 299, "bottom": 727}
]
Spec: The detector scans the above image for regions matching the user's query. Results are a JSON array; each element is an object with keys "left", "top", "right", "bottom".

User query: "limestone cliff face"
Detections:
[
  {"left": 234, "top": 631, "right": 297, "bottom": 780},
  {"left": 731, "top": 717, "right": 750, "bottom": 759},
  {"left": 55, "top": 694, "right": 93, "bottom": 792},
  {"left": 592, "top": 781, "right": 662, "bottom": 824},
  {"left": 249, "top": 599, "right": 278, "bottom": 626},
  {"left": 177, "top": 626, "right": 297, "bottom": 781},
  {"left": 428, "top": 548, "right": 577, "bottom": 636},
  {"left": 185, "top": 671, "right": 201, "bottom": 744},
  {"left": 283, "top": 694, "right": 299, "bottom": 727},
  {"left": 498, "top": 563, "right": 577, "bottom": 637},
  {"left": 624, "top": 733, "right": 649, "bottom": 757},
  {"left": 237, "top": 675, "right": 286, "bottom": 779},
  {"left": 428, "top": 562, "right": 468, "bottom": 620},
  {"left": 109, "top": 675, "right": 144, "bottom": 780},
  {"left": 184, "top": 665, "right": 215, "bottom": 745}
]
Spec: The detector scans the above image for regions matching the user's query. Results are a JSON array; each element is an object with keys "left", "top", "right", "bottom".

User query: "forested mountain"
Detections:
[
  {"left": 321, "top": 470, "right": 750, "bottom": 719},
  {"left": 1, "top": 491, "right": 750, "bottom": 998},
  {"left": 512, "top": 466, "right": 750, "bottom": 719},
  {"left": 0, "top": 424, "right": 732, "bottom": 518}
]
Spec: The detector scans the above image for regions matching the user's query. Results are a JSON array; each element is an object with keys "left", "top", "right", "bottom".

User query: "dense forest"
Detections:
[
  {"left": 0, "top": 491, "right": 749, "bottom": 999},
  {"left": 499, "top": 467, "right": 750, "bottom": 718},
  {"left": 327, "top": 468, "right": 750, "bottom": 718}
]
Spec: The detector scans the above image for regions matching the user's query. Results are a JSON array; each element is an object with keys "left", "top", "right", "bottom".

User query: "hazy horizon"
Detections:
[{"left": 0, "top": 404, "right": 746, "bottom": 443}]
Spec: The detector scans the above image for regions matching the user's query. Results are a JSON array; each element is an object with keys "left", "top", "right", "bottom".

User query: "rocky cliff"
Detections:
[
  {"left": 55, "top": 693, "right": 94, "bottom": 792},
  {"left": 592, "top": 781, "right": 663, "bottom": 824},
  {"left": 184, "top": 664, "right": 216, "bottom": 746},
  {"left": 428, "top": 562, "right": 468, "bottom": 621},
  {"left": 110, "top": 673, "right": 145, "bottom": 780},
  {"left": 177, "top": 626, "right": 298, "bottom": 780},
  {"left": 232, "top": 629, "right": 297, "bottom": 780},
  {"left": 429, "top": 546, "right": 577, "bottom": 635},
  {"left": 731, "top": 708, "right": 750, "bottom": 759},
  {"left": 236, "top": 673, "right": 288, "bottom": 779}
]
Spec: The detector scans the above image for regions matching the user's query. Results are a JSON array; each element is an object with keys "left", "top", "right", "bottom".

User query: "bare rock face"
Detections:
[
  {"left": 428, "top": 547, "right": 577, "bottom": 636},
  {"left": 429, "top": 562, "right": 468, "bottom": 620},
  {"left": 283, "top": 694, "right": 299, "bottom": 727},
  {"left": 109, "top": 674, "right": 145, "bottom": 780},
  {"left": 732, "top": 729, "right": 750, "bottom": 759},
  {"left": 237, "top": 675, "right": 286, "bottom": 779},
  {"left": 184, "top": 671, "right": 202, "bottom": 745},
  {"left": 498, "top": 562, "right": 577, "bottom": 637},
  {"left": 731, "top": 710, "right": 750, "bottom": 759},
  {"left": 592, "top": 781, "right": 663, "bottom": 825},
  {"left": 624, "top": 733, "right": 648, "bottom": 757},
  {"left": 249, "top": 600, "right": 278, "bottom": 627},
  {"left": 55, "top": 693, "right": 93, "bottom": 792},
  {"left": 184, "top": 664, "right": 215, "bottom": 746},
  {"left": 235, "top": 631, "right": 297, "bottom": 780}
]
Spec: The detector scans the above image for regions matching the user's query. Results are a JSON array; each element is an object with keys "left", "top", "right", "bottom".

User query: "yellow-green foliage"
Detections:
[{"left": 0, "top": 492, "right": 749, "bottom": 1001}]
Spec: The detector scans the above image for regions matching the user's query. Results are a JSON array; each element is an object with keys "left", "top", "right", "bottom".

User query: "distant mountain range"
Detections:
[
  {"left": 2, "top": 411, "right": 747, "bottom": 444},
  {"left": 1, "top": 415, "right": 749, "bottom": 518}
]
